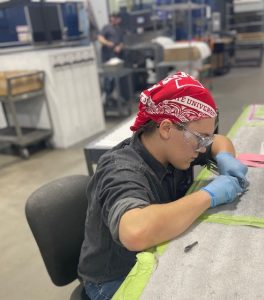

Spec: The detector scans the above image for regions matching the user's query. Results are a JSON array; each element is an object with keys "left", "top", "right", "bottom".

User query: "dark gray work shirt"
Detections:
[
  {"left": 78, "top": 132, "right": 212, "bottom": 283},
  {"left": 100, "top": 24, "right": 124, "bottom": 62}
]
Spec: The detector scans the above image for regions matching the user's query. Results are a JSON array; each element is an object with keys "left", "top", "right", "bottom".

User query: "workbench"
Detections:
[
  {"left": 113, "top": 104, "right": 264, "bottom": 300},
  {"left": 99, "top": 67, "right": 133, "bottom": 117},
  {"left": 84, "top": 114, "right": 135, "bottom": 175}
]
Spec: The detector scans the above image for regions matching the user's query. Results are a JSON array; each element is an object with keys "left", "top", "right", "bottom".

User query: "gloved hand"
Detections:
[
  {"left": 201, "top": 175, "right": 243, "bottom": 207},
  {"left": 215, "top": 152, "right": 248, "bottom": 189}
]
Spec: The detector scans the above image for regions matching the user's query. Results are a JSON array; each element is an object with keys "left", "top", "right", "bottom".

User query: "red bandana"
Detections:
[{"left": 130, "top": 72, "right": 217, "bottom": 131}]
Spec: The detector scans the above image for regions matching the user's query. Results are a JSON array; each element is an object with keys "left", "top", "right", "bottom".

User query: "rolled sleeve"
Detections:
[
  {"left": 108, "top": 197, "right": 149, "bottom": 244},
  {"left": 98, "top": 163, "right": 152, "bottom": 244}
]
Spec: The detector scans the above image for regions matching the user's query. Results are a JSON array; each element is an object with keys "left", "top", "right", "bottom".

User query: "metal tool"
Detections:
[
  {"left": 206, "top": 159, "right": 220, "bottom": 176},
  {"left": 184, "top": 241, "right": 198, "bottom": 253}
]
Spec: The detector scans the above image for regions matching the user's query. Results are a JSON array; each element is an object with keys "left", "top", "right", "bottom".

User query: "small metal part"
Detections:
[
  {"left": 237, "top": 190, "right": 249, "bottom": 197},
  {"left": 207, "top": 159, "right": 219, "bottom": 175},
  {"left": 184, "top": 241, "right": 198, "bottom": 253},
  {"left": 238, "top": 178, "right": 250, "bottom": 190}
]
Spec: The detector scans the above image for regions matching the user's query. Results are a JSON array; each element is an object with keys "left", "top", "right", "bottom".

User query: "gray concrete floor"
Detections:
[{"left": 0, "top": 64, "right": 264, "bottom": 300}]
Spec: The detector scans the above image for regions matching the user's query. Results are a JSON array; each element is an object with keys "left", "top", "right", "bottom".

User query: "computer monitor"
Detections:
[
  {"left": 120, "top": 9, "right": 152, "bottom": 34},
  {"left": 26, "top": 2, "right": 62, "bottom": 43},
  {"left": 0, "top": 3, "right": 27, "bottom": 43}
]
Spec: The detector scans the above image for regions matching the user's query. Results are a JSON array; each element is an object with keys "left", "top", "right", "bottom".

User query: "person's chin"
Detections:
[
  {"left": 175, "top": 162, "right": 191, "bottom": 170},
  {"left": 183, "top": 163, "right": 191, "bottom": 169}
]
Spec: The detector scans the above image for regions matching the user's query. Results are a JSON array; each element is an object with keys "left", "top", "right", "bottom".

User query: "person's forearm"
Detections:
[
  {"left": 98, "top": 35, "right": 113, "bottom": 47},
  {"left": 118, "top": 42, "right": 124, "bottom": 49},
  {"left": 211, "top": 134, "right": 236, "bottom": 158},
  {"left": 119, "top": 190, "right": 210, "bottom": 251}
]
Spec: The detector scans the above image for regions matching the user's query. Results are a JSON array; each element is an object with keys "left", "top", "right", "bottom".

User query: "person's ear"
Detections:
[{"left": 158, "top": 119, "right": 173, "bottom": 140}]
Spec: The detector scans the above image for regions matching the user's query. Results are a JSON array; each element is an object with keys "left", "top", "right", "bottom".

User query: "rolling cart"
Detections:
[{"left": 0, "top": 71, "right": 53, "bottom": 158}]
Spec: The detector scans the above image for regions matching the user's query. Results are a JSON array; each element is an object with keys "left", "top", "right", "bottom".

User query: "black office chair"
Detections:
[{"left": 25, "top": 175, "right": 90, "bottom": 300}]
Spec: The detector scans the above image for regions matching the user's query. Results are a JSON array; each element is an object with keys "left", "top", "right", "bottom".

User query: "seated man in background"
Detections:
[{"left": 78, "top": 72, "right": 248, "bottom": 300}]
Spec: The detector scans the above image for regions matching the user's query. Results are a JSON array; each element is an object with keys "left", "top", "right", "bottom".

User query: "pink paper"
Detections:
[
  {"left": 237, "top": 153, "right": 264, "bottom": 168},
  {"left": 238, "top": 159, "right": 264, "bottom": 168},
  {"left": 237, "top": 153, "right": 264, "bottom": 162},
  {"left": 248, "top": 105, "right": 264, "bottom": 121}
]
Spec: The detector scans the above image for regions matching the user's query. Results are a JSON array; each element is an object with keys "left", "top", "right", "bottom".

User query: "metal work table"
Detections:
[
  {"left": 113, "top": 104, "right": 264, "bottom": 300},
  {"left": 84, "top": 114, "right": 135, "bottom": 175},
  {"left": 233, "top": 41, "right": 263, "bottom": 67},
  {"left": 99, "top": 68, "right": 133, "bottom": 117}
]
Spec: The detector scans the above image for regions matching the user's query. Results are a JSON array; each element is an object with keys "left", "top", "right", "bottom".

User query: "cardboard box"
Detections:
[
  {"left": 0, "top": 71, "right": 43, "bottom": 97},
  {"left": 237, "top": 32, "right": 264, "bottom": 42},
  {"left": 163, "top": 46, "right": 201, "bottom": 62}
]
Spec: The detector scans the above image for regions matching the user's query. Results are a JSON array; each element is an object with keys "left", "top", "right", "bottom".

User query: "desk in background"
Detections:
[
  {"left": 99, "top": 67, "right": 133, "bottom": 117},
  {"left": 113, "top": 104, "right": 264, "bottom": 300},
  {"left": 84, "top": 115, "right": 135, "bottom": 175}
]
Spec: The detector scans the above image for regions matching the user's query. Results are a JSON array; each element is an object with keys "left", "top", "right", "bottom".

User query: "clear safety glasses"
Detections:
[{"left": 175, "top": 123, "right": 214, "bottom": 151}]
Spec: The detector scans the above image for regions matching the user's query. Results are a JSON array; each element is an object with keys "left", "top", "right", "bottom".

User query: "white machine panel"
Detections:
[
  {"left": 0, "top": 46, "right": 105, "bottom": 148},
  {"left": 234, "top": 0, "right": 264, "bottom": 12}
]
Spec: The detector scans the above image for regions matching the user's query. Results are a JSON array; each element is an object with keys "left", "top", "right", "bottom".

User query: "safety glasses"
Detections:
[{"left": 175, "top": 123, "right": 214, "bottom": 151}]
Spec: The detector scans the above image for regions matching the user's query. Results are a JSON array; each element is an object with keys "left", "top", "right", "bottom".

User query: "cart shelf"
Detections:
[
  {"left": 0, "top": 127, "right": 52, "bottom": 145},
  {"left": 0, "top": 71, "right": 53, "bottom": 158}
]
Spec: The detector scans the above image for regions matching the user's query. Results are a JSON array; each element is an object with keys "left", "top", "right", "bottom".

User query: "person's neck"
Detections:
[{"left": 140, "top": 133, "right": 167, "bottom": 167}]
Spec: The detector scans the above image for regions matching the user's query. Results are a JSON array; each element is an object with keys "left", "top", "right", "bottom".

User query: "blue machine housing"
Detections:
[{"left": 0, "top": 1, "right": 85, "bottom": 45}]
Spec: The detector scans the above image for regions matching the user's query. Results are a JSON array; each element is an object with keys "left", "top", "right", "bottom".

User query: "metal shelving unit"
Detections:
[
  {"left": 226, "top": 1, "right": 264, "bottom": 67},
  {"left": 0, "top": 71, "right": 53, "bottom": 158},
  {"left": 152, "top": 1, "right": 211, "bottom": 76},
  {"left": 153, "top": 1, "right": 207, "bottom": 41},
  {"left": 226, "top": 1, "right": 264, "bottom": 33}
]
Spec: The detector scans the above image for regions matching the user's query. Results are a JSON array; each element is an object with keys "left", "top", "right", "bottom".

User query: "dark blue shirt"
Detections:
[{"left": 100, "top": 24, "right": 124, "bottom": 62}]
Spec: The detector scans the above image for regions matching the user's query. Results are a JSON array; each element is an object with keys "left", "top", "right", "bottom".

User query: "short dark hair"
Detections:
[
  {"left": 138, "top": 120, "right": 157, "bottom": 135},
  {"left": 110, "top": 12, "right": 121, "bottom": 18}
]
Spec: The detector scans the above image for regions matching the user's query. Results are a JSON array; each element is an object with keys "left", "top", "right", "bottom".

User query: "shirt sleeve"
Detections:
[
  {"left": 100, "top": 25, "right": 108, "bottom": 38},
  {"left": 97, "top": 163, "right": 152, "bottom": 244}
]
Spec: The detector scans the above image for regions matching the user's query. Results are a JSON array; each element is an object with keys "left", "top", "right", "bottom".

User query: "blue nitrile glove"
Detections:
[
  {"left": 215, "top": 152, "right": 248, "bottom": 189},
  {"left": 201, "top": 175, "right": 244, "bottom": 207}
]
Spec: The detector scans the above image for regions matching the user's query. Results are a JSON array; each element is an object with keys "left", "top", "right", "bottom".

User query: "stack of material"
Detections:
[
  {"left": 162, "top": 41, "right": 211, "bottom": 62},
  {"left": 0, "top": 71, "right": 43, "bottom": 97},
  {"left": 153, "top": 37, "right": 211, "bottom": 63},
  {"left": 237, "top": 32, "right": 264, "bottom": 43},
  {"left": 153, "top": 37, "right": 212, "bottom": 86}
]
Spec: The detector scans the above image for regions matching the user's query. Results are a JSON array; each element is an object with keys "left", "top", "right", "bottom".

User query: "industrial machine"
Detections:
[{"left": 0, "top": 0, "right": 87, "bottom": 46}]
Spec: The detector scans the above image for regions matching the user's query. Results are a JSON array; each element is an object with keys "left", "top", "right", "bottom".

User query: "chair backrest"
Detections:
[{"left": 25, "top": 175, "right": 89, "bottom": 286}]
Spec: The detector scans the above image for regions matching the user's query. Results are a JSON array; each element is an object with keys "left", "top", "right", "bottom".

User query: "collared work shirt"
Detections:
[
  {"left": 100, "top": 24, "right": 124, "bottom": 62},
  {"left": 78, "top": 132, "right": 212, "bottom": 283}
]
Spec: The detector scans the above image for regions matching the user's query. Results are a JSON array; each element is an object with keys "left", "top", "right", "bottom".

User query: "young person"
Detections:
[{"left": 78, "top": 72, "right": 248, "bottom": 300}]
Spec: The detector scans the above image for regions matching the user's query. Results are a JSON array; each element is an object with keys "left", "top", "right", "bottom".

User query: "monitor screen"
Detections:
[
  {"left": 120, "top": 9, "right": 152, "bottom": 33},
  {"left": 0, "top": 3, "right": 27, "bottom": 43},
  {"left": 27, "top": 3, "right": 62, "bottom": 43}
]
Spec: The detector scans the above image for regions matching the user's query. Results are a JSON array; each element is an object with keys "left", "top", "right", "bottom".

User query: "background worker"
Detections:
[
  {"left": 98, "top": 12, "right": 124, "bottom": 63},
  {"left": 97, "top": 12, "right": 125, "bottom": 106},
  {"left": 78, "top": 72, "right": 248, "bottom": 300}
]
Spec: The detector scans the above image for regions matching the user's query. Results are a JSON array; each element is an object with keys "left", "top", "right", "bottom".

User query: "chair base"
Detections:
[{"left": 70, "top": 283, "right": 90, "bottom": 300}]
